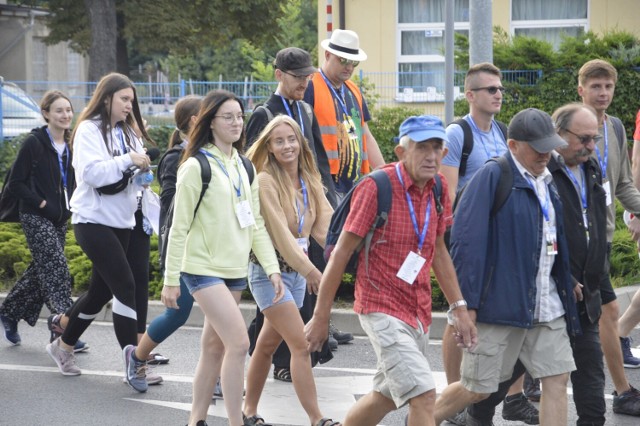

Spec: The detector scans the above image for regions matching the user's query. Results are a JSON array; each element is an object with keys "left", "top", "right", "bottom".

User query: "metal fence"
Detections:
[{"left": 1, "top": 70, "right": 543, "bottom": 139}]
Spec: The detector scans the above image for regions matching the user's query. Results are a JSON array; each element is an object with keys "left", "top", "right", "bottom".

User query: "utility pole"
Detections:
[
  {"left": 444, "top": 0, "right": 454, "bottom": 123},
  {"left": 469, "top": 0, "right": 493, "bottom": 65}
]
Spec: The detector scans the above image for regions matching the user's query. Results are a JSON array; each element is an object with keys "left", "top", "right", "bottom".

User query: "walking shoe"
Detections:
[
  {"left": 329, "top": 321, "right": 353, "bottom": 344},
  {"left": 46, "top": 337, "right": 81, "bottom": 376},
  {"left": 445, "top": 408, "right": 467, "bottom": 425},
  {"left": 523, "top": 372, "right": 541, "bottom": 402},
  {"left": 1, "top": 314, "right": 21, "bottom": 345},
  {"left": 47, "top": 314, "right": 64, "bottom": 343},
  {"left": 621, "top": 337, "right": 640, "bottom": 368},
  {"left": 613, "top": 385, "right": 640, "bottom": 416},
  {"left": 212, "top": 377, "right": 223, "bottom": 399},
  {"left": 146, "top": 352, "right": 170, "bottom": 365},
  {"left": 502, "top": 393, "right": 539, "bottom": 424},
  {"left": 73, "top": 340, "right": 89, "bottom": 353},
  {"left": 328, "top": 334, "right": 339, "bottom": 351},
  {"left": 123, "top": 345, "right": 148, "bottom": 392},
  {"left": 466, "top": 411, "right": 494, "bottom": 426}
]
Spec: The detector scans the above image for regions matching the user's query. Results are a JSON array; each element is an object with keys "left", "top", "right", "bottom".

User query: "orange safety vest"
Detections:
[{"left": 310, "top": 72, "right": 369, "bottom": 176}]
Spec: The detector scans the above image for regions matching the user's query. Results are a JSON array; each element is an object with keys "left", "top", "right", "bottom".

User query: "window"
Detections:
[
  {"left": 511, "top": 0, "right": 588, "bottom": 49},
  {"left": 397, "top": 0, "right": 469, "bottom": 101}
]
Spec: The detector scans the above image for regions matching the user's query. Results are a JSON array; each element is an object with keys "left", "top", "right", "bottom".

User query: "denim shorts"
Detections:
[
  {"left": 180, "top": 272, "right": 247, "bottom": 295},
  {"left": 248, "top": 262, "right": 305, "bottom": 310}
]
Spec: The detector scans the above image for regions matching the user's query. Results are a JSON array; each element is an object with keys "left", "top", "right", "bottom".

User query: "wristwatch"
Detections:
[{"left": 449, "top": 299, "right": 467, "bottom": 310}]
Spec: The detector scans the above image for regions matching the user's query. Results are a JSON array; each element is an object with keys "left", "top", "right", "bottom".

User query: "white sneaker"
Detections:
[{"left": 46, "top": 338, "right": 81, "bottom": 376}]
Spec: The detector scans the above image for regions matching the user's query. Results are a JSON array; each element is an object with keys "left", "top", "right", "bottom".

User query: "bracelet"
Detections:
[{"left": 450, "top": 299, "right": 467, "bottom": 310}]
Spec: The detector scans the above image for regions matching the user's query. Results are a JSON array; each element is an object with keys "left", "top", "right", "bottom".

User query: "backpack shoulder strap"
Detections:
[
  {"left": 300, "top": 100, "right": 314, "bottom": 123},
  {"left": 452, "top": 118, "right": 473, "bottom": 177},
  {"left": 193, "top": 151, "right": 212, "bottom": 217},
  {"left": 361, "top": 170, "right": 392, "bottom": 282},
  {"left": 255, "top": 104, "right": 274, "bottom": 122},
  {"left": 432, "top": 174, "right": 444, "bottom": 215},
  {"left": 490, "top": 156, "right": 513, "bottom": 216},
  {"left": 609, "top": 115, "right": 626, "bottom": 153},
  {"left": 496, "top": 120, "right": 508, "bottom": 141},
  {"left": 239, "top": 155, "right": 255, "bottom": 185}
]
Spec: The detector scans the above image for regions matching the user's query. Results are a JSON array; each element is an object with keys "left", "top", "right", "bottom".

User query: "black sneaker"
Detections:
[
  {"left": 524, "top": 372, "right": 541, "bottom": 402},
  {"left": 613, "top": 385, "right": 640, "bottom": 416},
  {"left": 621, "top": 337, "right": 640, "bottom": 368},
  {"left": 1, "top": 314, "right": 20, "bottom": 345},
  {"left": 466, "top": 412, "right": 494, "bottom": 426},
  {"left": 445, "top": 408, "right": 467, "bottom": 425},
  {"left": 329, "top": 321, "right": 353, "bottom": 344},
  {"left": 328, "top": 335, "right": 338, "bottom": 351},
  {"left": 502, "top": 393, "right": 539, "bottom": 424}
]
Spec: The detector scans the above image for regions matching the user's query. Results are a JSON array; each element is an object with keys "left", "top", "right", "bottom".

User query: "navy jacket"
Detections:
[{"left": 451, "top": 152, "right": 581, "bottom": 336}]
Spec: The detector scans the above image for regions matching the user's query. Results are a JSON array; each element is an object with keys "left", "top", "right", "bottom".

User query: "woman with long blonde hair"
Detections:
[{"left": 244, "top": 115, "right": 341, "bottom": 426}]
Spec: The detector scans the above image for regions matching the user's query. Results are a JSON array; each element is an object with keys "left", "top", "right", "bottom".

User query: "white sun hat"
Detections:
[{"left": 321, "top": 29, "right": 368, "bottom": 61}]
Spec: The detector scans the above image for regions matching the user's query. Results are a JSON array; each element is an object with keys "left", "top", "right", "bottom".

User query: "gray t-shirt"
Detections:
[{"left": 443, "top": 115, "right": 508, "bottom": 191}]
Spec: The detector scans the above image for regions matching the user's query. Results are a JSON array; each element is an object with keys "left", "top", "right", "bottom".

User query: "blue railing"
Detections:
[{"left": 1, "top": 69, "right": 544, "bottom": 138}]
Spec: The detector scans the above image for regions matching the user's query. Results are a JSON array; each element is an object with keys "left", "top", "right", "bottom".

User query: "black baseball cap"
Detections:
[
  {"left": 273, "top": 47, "right": 317, "bottom": 76},
  {"left": 508, "top": 108, "right": 568, "bottom": 153}
]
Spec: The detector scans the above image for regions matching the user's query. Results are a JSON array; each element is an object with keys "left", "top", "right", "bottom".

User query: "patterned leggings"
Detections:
[{"left": 0, "top": 213, "right": 72, "bottom": 326}]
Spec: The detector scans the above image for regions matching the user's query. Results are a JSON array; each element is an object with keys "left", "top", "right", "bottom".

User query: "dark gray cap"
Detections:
[
  {"left": 507, "top": 108, "right": 568, "bottom": 153},
  {"left": 273, "top": 47, "right": 317, "bottom": 76}
]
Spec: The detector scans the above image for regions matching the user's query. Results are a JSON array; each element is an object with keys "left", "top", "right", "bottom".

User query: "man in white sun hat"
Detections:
[{"left": 304, "top": 29, "right": 385, "bottom": 198}]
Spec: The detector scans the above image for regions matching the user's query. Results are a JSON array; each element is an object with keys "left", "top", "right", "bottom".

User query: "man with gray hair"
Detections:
[
  {"left": 435, "top": 108, "right": 580, "bottom": 426},
  {"left": 306, "top": 116, "right": 476, "bottom": 425}
]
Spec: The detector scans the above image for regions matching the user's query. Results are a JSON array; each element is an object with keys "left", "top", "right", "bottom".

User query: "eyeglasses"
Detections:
[
  {"left": 215, "top": 113, "right": 245, "bottom": 124},
  {"left": 470, "top": 86, "right": 506, "bottom": 95},
  {"left": 563, "top": 128, "right": 603, "bottom": 145},
  {"left": 339, "top": 57, "right": 360, "bottom": 68},
  {"left": 282, "top": 71, "right": 313, "bottom": 82}
]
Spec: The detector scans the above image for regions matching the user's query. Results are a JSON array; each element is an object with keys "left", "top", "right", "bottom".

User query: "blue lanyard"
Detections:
[
  {"left": 279, "top": 96, "right": 305, "bottom": 135},
  {"left": 595, "top": 120, "right": 608, "bottom": 180},
  {"left": 199, "top": 149, "right": 242, "bottom": 198},
  {"left": 46, "top": 128, "right": 69, "bottom": 189},
  {"left": 115, "top": 126, "right": 128, "bottom": 155},
  {"left": 526, "top": 175, "right": 551, "bottom": 222},
  {"left": 319, "top": 69, "right": 350, "bottom": 119},
  {"left": 395, "top": 163, "right": 432, "bottom": 254},
  {"left": 563, "top": 164, "right": 588, "bottom": 211},
  {"left": 295, "top": 177, "right": 308, "bottom": 236},
  {"left": 467, "top": 116, "right": 503, "bottom": 158}
]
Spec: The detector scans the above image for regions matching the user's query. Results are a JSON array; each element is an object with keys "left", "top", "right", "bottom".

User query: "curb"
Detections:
[{"left": 1, "top": 284, "right": 638, "bottom": 340}]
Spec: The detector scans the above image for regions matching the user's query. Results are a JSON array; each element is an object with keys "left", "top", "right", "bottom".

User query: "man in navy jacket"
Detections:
[{"left": 435, "top": 108, "right": 580, "bottom": 426}]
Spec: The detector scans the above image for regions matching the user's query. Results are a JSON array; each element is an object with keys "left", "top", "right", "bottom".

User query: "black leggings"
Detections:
[{"left": 62, "top": 223, "right": 138, "bottom": 349}]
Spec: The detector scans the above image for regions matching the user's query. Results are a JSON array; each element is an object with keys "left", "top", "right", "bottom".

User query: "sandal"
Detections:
[
  {"left": 243, "top": 413, "right": 272, "bottom": 426},
  {"left": 146, "top": 352, "right": 170, "bottom": 365},
  {"left": 315, "top": 418, "right": 342, "bottom": 426},
  {"left": 273, "top": 367, "right": 292, "bottom": 382}
]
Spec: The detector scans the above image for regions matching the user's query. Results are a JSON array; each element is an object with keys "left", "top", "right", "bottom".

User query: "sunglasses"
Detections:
[
  {"left": 339, "top": 57, "right": 360, "bottom": 67},
  {"left": 470, "top": 86, "right": 506, "bottom": 95},
  {"left": 563, "top": 128, "right": 603, "bottom": 145}
]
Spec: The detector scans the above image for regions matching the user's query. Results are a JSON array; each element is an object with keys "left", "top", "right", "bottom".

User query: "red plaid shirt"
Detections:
[{"left": 344, "top": 162, "right": 452, "bottom": 329}]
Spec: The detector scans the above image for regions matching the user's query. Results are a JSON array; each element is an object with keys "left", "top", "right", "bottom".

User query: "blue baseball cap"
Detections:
[{"left": 397, "top": 115, "right": 448, "bottom": 143}]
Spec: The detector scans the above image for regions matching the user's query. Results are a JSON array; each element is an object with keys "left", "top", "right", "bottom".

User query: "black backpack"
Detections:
[
  {"left": 158, "top": 151, "right": 254, "bottom": 270},
  {"left": 452, "top": 118, "right": 508, "bottom": 177},
  {"left": 324, "top": 169, "right": 443, "bottom": 274}
]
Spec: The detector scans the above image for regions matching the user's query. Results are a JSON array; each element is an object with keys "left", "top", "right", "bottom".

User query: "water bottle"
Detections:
[{"left": 134, "top": 169, "right": 154, "bottom": 187}]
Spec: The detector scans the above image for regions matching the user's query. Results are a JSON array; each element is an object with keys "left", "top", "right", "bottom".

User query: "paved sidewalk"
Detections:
[{"left": 1, "top": 283, "right": 638, "bottom": 340}]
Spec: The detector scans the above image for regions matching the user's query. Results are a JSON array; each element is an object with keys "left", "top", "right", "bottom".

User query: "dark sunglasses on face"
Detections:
[
  {"left": 563, "top": 128, "right": 603, "bottom": 145},
  {"left": 470, "top": 86, "right": 506, "bottom": 95},
  {"left": 339, "top": 57, "right": 360, "bottom": 67}
]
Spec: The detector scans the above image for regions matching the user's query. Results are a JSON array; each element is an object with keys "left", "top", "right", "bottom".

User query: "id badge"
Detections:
[
  {"left": 546, "top": 225, "right": 558, "bottom": 255},
  {"left": 603, "top": 180, "right": 612, "bottom": 206},
  {"left": 296, "top": 237, "right": 309, "bottom": 256},
  {"left": 235, "top": 200, "right": 256, "bottom": 229},
  {"left": 396, "top": 251, "right": 427, "bottom": 285}
]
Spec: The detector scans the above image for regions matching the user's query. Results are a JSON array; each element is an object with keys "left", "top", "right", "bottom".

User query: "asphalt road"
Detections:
[{"left": 1, "top": 319, "right": 640, "bottom": 425}]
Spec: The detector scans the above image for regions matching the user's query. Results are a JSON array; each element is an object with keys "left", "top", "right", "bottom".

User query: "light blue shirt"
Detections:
[{"left": 443, "top": 115, "right": 508, "bottom": 190}]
